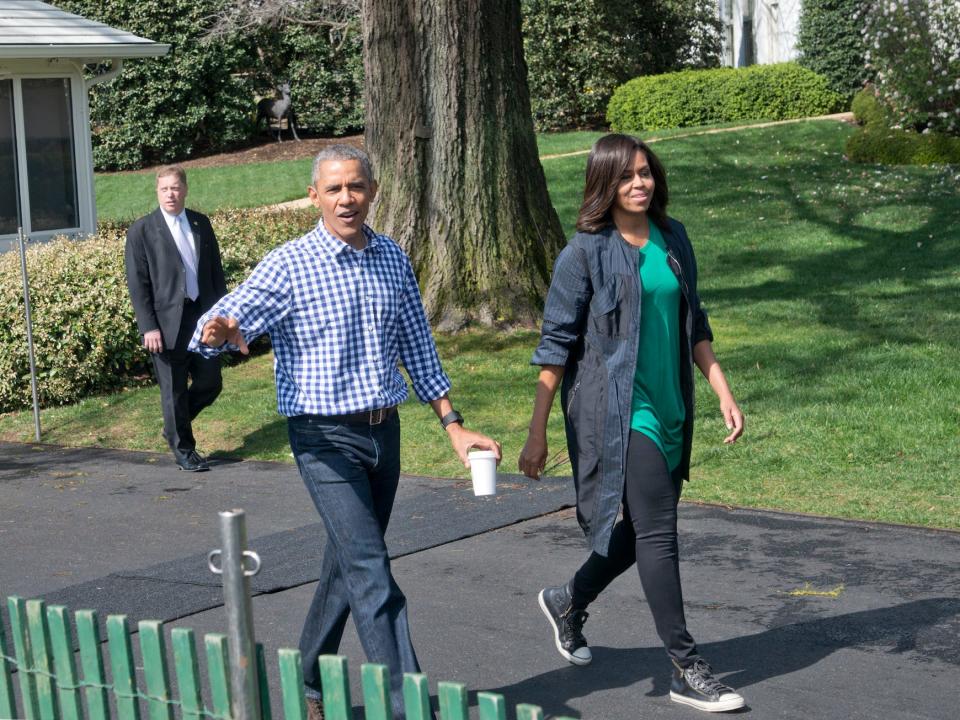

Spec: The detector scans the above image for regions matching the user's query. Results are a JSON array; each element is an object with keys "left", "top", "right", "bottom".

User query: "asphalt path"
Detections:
[{"left": 1, "top": 441, "right": 956, "bottom": 719}]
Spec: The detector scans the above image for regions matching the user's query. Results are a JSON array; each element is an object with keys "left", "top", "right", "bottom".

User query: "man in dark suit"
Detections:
[{"left": 125, "top": 165, "right": 227, "bottom": 471}]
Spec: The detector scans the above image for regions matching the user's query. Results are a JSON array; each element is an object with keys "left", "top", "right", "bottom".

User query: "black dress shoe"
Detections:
[{"left": 175, "top": 450, "right": 210, "bottom": 472}]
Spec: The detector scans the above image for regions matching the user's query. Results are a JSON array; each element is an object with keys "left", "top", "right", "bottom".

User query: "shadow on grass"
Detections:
[
  {"left": 481, "top": 598, "right": 960, "bottom": 717},
  {"left": 657, "top": 127, "right": 958, "bottom": 402},
  {"left": 435, "top": 328, "right": 541, "bottom": 356},
  {"left": 210, "top": 416, "right": 290, "bottom": 462}
]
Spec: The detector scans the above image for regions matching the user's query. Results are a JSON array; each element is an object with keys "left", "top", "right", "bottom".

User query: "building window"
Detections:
[{"left": 23, "top": 78, "right": 79, "bottom": 232}]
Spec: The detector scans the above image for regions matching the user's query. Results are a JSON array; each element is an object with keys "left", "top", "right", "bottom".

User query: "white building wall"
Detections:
[{"left": 720, "top": 0, "right": 803, "bottom": 68}]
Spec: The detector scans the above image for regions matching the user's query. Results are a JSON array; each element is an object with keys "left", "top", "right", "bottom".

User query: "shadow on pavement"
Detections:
[{"left": 481, "top": 598, "right": 960, "bottom": 717}]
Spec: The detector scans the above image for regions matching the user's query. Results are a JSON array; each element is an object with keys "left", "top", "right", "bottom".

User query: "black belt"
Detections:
[{"left": 320, "top": 405, "right": 397, "bottom": 425}]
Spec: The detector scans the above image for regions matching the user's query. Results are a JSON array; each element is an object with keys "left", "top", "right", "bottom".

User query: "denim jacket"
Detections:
[{"left": 532, "top": 219, "right": 713, "bottom": 556}]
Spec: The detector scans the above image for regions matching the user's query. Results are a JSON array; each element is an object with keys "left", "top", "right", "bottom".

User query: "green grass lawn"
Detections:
[
  {"left": 534, "top": 118, "right": 802, "bottom": 158},
  {"left": 97, "top": 120, "right": 800, "bottom": 222},
  {"left": 9, "top": 119, "right": 960, "bottom": 530},
  {"left": 95, "top": 158, "right": 315, "bottom": 223}
]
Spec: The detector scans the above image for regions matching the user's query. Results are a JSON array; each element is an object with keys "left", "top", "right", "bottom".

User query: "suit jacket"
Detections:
[{"left": 125, "top": 207, "right": 227, "bottom": 350}]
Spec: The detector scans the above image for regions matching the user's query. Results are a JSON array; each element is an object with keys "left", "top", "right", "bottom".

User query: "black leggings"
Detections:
[{"left": 570, "top": 431, "right": 698, "bottom": 666}]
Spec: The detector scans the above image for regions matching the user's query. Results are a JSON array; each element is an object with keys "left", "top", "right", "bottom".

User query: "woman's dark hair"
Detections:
[{"left": 575, "top": 133, "right": 669, "bottom": 233}]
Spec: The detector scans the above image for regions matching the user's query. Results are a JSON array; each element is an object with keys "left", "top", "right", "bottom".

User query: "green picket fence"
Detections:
[{"left": 0, "top": 596, "right": 574, "bottom": 720}]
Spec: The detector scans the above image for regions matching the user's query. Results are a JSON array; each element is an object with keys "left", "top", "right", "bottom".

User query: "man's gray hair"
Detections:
[{"left": 311, "top": 145, "right": 375, "bottom": 186}]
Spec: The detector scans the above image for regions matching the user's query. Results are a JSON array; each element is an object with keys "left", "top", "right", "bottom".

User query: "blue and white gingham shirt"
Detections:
[{"left": 189, "top": 222, "right": 451, "bottom": 416}]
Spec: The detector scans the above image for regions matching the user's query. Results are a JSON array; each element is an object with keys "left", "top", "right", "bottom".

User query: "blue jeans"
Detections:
[{"left": 288, "top": 413, "right": 419, "bottom": 718}]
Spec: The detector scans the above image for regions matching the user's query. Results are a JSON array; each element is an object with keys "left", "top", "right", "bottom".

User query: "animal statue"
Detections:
[{"left": 255, "top": 82, "right": 301, "bottom": 142}]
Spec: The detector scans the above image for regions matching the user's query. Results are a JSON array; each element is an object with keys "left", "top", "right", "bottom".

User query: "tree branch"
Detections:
[{"left": 203, "top": 0, "right": 360, "bottom": 45}]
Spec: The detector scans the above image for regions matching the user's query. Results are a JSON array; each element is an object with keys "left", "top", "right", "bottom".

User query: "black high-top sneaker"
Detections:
[
  {"left": 669, "top": 658, "right": 745, "bottom": 712},
  {"left": 537, "top": 582, "right": 592, "bottom": 665}
]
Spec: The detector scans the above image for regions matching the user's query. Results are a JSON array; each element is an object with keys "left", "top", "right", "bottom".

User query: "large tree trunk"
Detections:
[{"left": 362, "top": 0, "right": 565, "bottom": 329}]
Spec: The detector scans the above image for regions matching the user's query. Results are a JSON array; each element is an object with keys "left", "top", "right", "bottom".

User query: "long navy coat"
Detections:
[{"left": 532, "top": 219, "right": 713, "bottom": 556}]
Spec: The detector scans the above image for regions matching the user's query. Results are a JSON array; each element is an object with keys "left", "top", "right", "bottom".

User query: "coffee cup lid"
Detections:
[{"left": 467, "top": 449, "right": 498, "bottom": 459}]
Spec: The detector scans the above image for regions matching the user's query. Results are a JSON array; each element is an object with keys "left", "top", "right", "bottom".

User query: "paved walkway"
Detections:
[{"left": 1, "top": 440, "right": 957, "bottom": 719}]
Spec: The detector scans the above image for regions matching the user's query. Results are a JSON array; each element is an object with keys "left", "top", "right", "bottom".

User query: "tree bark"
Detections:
[{"left": 362, "top": 0, "right": 564, "bottom": 329}]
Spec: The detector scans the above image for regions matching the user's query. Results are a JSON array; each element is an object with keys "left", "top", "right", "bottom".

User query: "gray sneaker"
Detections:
[
  {"left": 669, "top": 658, "right": 745, "bottom": 712},
  {"left": 538, "top": 583, "right": 592, "bottom": 665}
]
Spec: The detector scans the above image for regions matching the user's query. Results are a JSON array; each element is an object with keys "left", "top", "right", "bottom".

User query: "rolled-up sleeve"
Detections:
[{"left": 532, "top": 244, "right": 592, "bottom": 367}]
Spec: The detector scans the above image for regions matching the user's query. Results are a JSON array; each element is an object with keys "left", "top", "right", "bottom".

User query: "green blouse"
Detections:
[{"left": 630, "top": 222, "right": 685, "bottom": 470}]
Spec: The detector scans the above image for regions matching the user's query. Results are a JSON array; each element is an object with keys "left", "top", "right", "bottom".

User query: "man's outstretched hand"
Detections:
[{"left": 201, "top": 316, "right": 249, "bottom": 354}]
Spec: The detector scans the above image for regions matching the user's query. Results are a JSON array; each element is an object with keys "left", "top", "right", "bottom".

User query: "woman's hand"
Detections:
[
  {"left": 720, "top": 395, "right": 744, "bottom": 444},
  {"left": 693, "top": 340, "right": 744, "bottom": 445},
  {"left": 519, "top": 365, "right": 564, "bottom": 479},
  {"left": 519, "top": 432, "right": 548, "bottom": 479}
]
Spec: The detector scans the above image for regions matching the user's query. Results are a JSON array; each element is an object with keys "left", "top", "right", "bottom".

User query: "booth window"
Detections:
[
  {"left": 0, "top": 79, "right": 20, "bottom": 236},
  {"left": 23, "top": 78, "right": 78, "bottom": 232}
]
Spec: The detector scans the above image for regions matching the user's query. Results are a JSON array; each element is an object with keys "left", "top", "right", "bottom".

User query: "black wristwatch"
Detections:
[{"left": 440, "top": 409, "right": 464, "bottom": 429}]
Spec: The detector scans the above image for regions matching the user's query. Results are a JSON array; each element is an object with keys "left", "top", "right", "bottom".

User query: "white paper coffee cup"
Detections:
[{"left": 468, "top": 450, "right": 498, "bottom": 496}]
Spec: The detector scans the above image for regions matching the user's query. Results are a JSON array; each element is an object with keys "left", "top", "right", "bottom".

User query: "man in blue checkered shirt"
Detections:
[{"left": 190, "top": 145, "right": 501, "bottom": 720}]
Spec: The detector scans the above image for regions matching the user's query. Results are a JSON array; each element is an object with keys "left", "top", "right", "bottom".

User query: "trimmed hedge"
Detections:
[
  {"left": 0, "top": 208, "right": 317, "bottom": 412},
  {"left": 607, "top": 63, "right": 844, "bottom": 133},
  {"left": 846, "top": 89, "right": 960, "bottom": 165}
]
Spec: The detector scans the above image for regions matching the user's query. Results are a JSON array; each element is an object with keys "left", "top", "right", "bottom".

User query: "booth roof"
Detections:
[{"left": 0, "top": 0, "right": 168, "bottom": 59}]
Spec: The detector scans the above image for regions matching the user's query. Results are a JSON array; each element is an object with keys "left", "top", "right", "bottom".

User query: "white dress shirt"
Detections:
[{"left": 161, "top": 208, "right": 199, "bottom": 301}]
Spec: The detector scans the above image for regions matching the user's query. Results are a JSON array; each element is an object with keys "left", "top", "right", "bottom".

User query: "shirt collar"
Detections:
[
  {"left": 312, "top": 220, "right": 380, "bottom": 257},
  {"left": 159, "top": 207, "right": 186, "bottom": 227}
]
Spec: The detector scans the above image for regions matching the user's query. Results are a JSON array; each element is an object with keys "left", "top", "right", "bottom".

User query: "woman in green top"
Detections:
[{"left": 519, "top": 134, "right": 745, "bottom": 712}]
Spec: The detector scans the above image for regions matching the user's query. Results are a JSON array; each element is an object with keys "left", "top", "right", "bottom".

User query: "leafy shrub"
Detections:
[
  {"left": 850, "top": 87, "right": 889, "bottom": 127},
  {"left": 521, "top": 0, "right": 721, "bottom": 131},
  {"left": 846, "top": 125, "right": 960, "bottom": 165},
  {"left": 0, "top": 208, "right": 317, "bottom": 412},
  {"left": 860, "top": 0, "right": 960, "bottom": 137},
  {"left": 607, "top": 63, "right": 844, "bottom": 133},
  {"left": 797, "top": 0, "right": 871, "bottom": 98},
  {"left": 59, "top": 0, "right": 258, "bottom": 170},
  {"left": 846, "top": 36, "right": 960, "bottom": 166},
  {"left": 520, "top": 0, "right": 623, "bottom": 131},
  {"left": 250, "top": 22, "right": 365, "bottom": 137},
  {"left": 0, "top": 231, "right": 140, "bottom": 411},
  {"left": 215, "top": 208, "right": 319, "bottom": 286}
]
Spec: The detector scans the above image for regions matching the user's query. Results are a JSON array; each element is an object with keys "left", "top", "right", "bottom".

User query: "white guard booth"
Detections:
[{"left": 0, "top": 0, "right": 168, "bottom": 252}]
